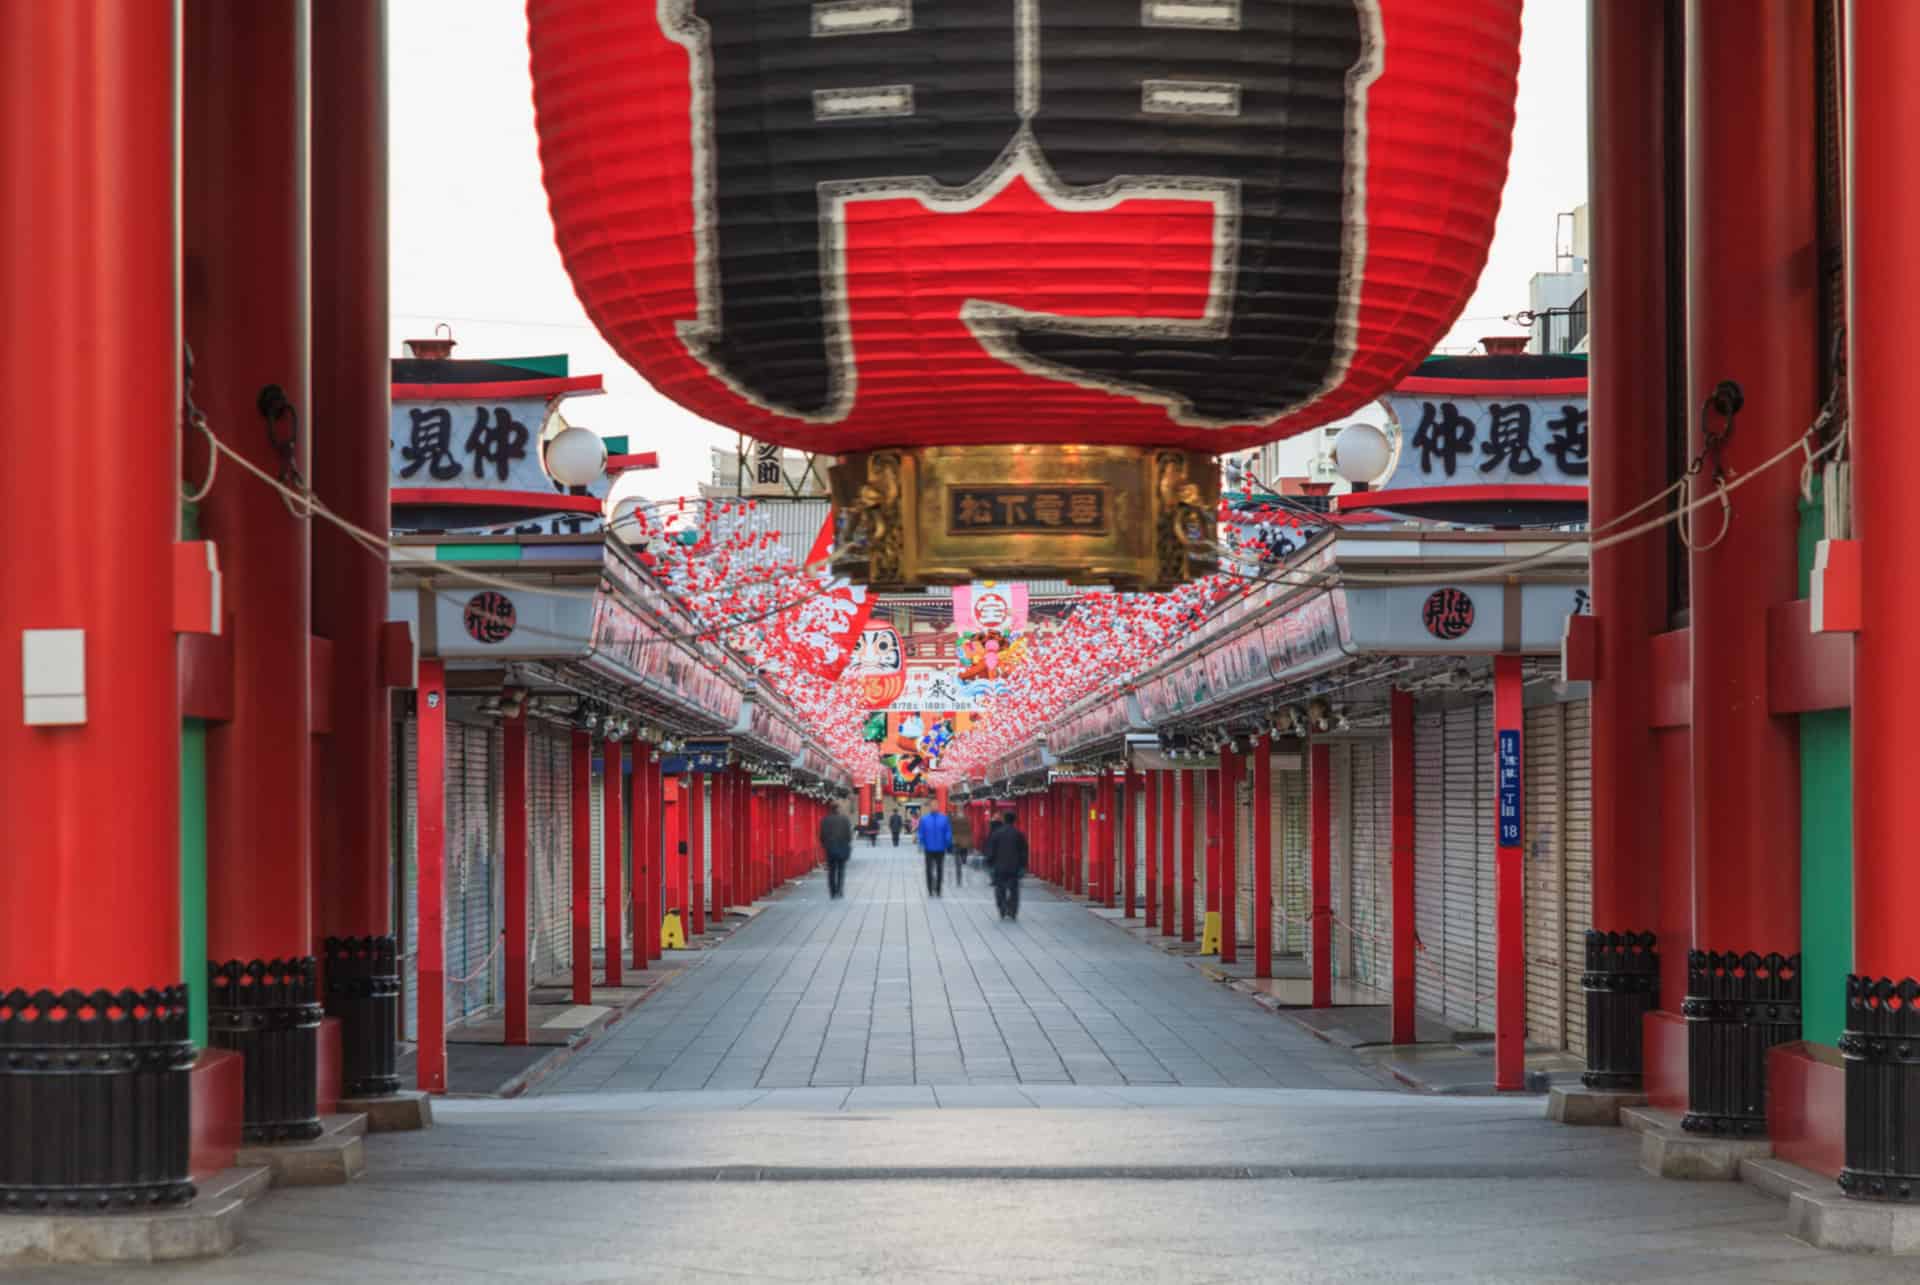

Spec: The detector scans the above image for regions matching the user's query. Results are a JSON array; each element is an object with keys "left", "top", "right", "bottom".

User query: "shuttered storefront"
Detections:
[
  {"left": 531, "top": 728, "right": 571, "bottom": 988},
  {"left": 1414, "top": 703, "right": 1498, "bottom": 1032},
  {"left": 1132, "top": 785, "right": 1148, "bottom": 909},
  {"left": 1278, "top": 762, "right": 1309, "bottom": 957},
  {"left": 447, "top": 721, "right": 503, "bottom": 1022},
  {"left": 1332, "top": 739, "right": 1392, "bottom": 991},
  {"left": 1518, "top": 699, "right": 1594, "bottom": 1058},
  {"left": 590, "top": 758, "right": 604, "bottom": 952},
  {"left": 1234, "top": 775, "right": 1254, "bottom": 948}
]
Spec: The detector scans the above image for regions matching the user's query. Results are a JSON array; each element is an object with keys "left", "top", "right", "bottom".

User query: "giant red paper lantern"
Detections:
[{"left": 529, "top": 0, "right": 1521, "bottom": 586}]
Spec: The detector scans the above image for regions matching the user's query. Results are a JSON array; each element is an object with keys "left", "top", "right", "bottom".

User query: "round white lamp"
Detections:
[
  {"left": 545, "top": 426, "right": 608, "bottom": 487},
  {"left": 1331, "top": 422, "right": 1393, "bottom": 486},
  {"left": 609, "top": 495, "right": 647, "bottom": 546}
]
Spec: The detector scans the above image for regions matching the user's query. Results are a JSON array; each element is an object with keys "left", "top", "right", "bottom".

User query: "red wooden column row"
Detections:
[
  {"left": 1219, "top": 752, "right": 1240, "bottom": 964},
  {"left": 1254, "top": 738, "right": 1275, "bottom": 981},
  {"left": 571, "top": 730, "right": 594, "bottom": 1004}
]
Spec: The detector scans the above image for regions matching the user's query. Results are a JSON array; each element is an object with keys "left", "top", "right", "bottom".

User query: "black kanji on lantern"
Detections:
[
  {"left": 1411, "top": 401, "right": 1476, "bottom": 477},
  {"left": 464, "top": 406, "right": 530, "bottom": 482},
  {"left": 400, "top": 406, "right": 462, "bottom": 480},
  {"left": 1422, "top": 587, "right": 1475, "bottom": 641},
  {"left": 668, "top": 0, "right": 1366, "bottom": 425},
  {"left": 1547, "top": 404, "right": 1589, "bottom": 476},
  {"left": 1480, "top": 402, "right": 1542, "bottom": 475},
  {"left": 463, "top": 591, "right": 517, "bottom": 644}
]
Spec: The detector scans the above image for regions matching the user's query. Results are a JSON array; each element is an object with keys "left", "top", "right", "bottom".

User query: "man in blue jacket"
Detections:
[{"left": 915, "top": 805, "right": 952, "bottom": 897}]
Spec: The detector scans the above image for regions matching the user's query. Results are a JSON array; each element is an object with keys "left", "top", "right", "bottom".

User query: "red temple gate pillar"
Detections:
[
  {"left": 503, "top": 712, "right": 529, "bottom": 1045},
  {"left": 188, "top": 0, "right": 322, "bottom": 1144},
  {"left": 310, "top": 0, "right": 398, "bottom": 1104},
  {"left": 0, "top": 0, "right": 191, "bottom": 1204},
  {"left": 1259, "top": 739, "right": 1279, "bottom": 984},
  {"left": 604, "top": 740, "right": 624, "bottom": 985},
  {"left": 1582, "top": 0, "right": 1672, "bottom": 1093},
  {"left": 1683, "top": 0, "right": 1814, "bottom": 1133},
  {"left": 570, "top": 731, "right": 593, "bottom": 1004},
  {"left": 1843, "top": 0, "right": 1920, "bottom": 1198}
]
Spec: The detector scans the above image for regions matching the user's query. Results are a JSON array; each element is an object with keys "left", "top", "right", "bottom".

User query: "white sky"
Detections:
[{"left": 390, "top": 1, "right": 1588, "bottom": 501}]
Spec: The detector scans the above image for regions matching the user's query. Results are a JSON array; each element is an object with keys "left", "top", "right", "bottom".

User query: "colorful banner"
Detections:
[{"left": 765, "top": 509, "right": 875, "bottom": 682}]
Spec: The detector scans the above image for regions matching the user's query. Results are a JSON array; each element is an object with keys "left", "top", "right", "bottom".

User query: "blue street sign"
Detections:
[{"left": 1497, "top": 728, "right": 1521, "bottom": 846}]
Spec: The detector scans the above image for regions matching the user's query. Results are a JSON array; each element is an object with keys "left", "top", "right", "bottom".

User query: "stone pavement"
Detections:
[{"left": 535, "top": 839, "right": 1385, "bottom": 1094}]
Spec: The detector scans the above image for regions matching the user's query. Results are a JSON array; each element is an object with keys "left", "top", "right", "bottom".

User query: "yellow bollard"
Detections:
[
  {"left": 661, "top": 909, "right": 686, "bottom": 950},
  {"left": 1199, "top": 911, "right": 1222, "bottom": 956}
]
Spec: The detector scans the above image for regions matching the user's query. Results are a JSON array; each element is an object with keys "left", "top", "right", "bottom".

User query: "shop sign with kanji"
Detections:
[{"left": 1378, "top": 392, "right": 1589, "bottom": 492}]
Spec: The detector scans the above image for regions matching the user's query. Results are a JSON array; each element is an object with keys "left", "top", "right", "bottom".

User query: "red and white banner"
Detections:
[{"left": 765, "top": 511, "right": 874, "bottom": 682}]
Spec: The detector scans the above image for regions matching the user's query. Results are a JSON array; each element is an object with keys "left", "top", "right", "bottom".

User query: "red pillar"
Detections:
[
  {"left": 1846, "top": 0, "right": 1920, "bottom": 1195},
  {"left": 1391, "top": 690, "right": 1416, "bottom": 1045},
  {"left": 1256, "top": 739, "right": 1277, "bottom": 982},
  {"left": 0, "top": 13, "right": 184, "bottom": 1204},
  {"left": 640, "top": 745, "right": 661, "bottom": 964},
  {"left": 1493, "top": 656, "right": 1525, "bottom": 1091},
  {"left": 675, "top": 774, "right": 691, "bottom": 934},
  {"left": 1161, "top": 772, "right": 1177, "bottom": 938},
  {"left": 1180, "top": 772, "right": 1198, "bottom": 942},
  {"left": 1308, "top": 741, "right": 1330, "bottom": 1002},
  {"left": 1685, "top": 0, "right": 1813, "bottom": 1124},
  {"left": 310, "top": 0, "right": 394, "bottom": 1101},
  {"left": 416, "top": 664, "right": 447, "bottom": 1093},
  {"left": 604, "top": 739, "right": 624, "bottom": 985},
  {"left": 503, "top": 712, "right": 530, "bottom": 1045},
  {"left": 1219, "top": 752, "right": 1240, "bottom": 965},
  {"left": 1144, "top": 769, "right": 1160, "bottom": 927},
  {"left": 1585, "top": 0, "right": 1672, "bottom": 1087},
  {"left": 570, "top": 731, "right": 593, "bottom": 1004}
]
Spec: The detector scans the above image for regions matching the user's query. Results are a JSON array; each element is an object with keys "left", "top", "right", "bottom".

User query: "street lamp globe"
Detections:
[
  {"left": 545, "top": 425, "right": 607, "bottom": 487},
  {"left": 1332, "top": 422, "right": 1392, "bottom": 486}
]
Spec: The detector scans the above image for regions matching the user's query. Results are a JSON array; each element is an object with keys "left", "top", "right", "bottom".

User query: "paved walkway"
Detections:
[{"left": 536, "top": 839, "right": 1383, "bottom": 1095}]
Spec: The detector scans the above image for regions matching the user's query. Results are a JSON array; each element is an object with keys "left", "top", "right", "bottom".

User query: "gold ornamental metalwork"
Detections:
[{"left": 828, "top": 444, "right": 1220, "bottom": 591}]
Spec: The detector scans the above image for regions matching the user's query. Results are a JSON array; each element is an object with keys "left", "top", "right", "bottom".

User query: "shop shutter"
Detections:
[
  {"left": 1412, "top": 708, "right": 1449, "bottom": 1024},
  {"left": 1563, "top": 700, "right": 1593, "bottom": 1058},
  {"left": 1329, "top": 746, "right": 1349, "bottom": 975},
  {"left": 527, "top": 730, "right": 563, "bottom": 987},
  {"left": 1359, "top": 739, "right": 1394, "bottom": 991},
  {"left": 1192, "top": 776, "right": 1208, "bottom": 921},
  {"left": 1170, "top": 778, "right": 1185, "bottom": 928},
  {"left": 1524, "top": 702, "right": 1566, "bottom": 1051},
  {"left": 1234, "top": 775, "right": 1254, "bottom": 948},
  {"left": 398, "top": 715, "right": 419, "bottom": 1043},
  {"left": 450, "top": 722, "right": 500, "bottom": 1021},
  {"left": 1280, "top": 764, "right": 1310, "bottom": 957},
  {"left": 590, "top": 758, "right": 604, "bottom": 951},
  {"left": 1133, "top": 786, "right": 1148, "bottom": 909},
  {"left": 1462, "top": 701, "right": 1496, "bottom": 1034},
  {"left": 701, "top": 776, "right": 713, "bottom": 916}
]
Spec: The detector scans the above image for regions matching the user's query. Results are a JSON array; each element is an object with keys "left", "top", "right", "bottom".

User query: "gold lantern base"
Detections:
[{"left": 827, "top": 444, "right": 1221, "bottom": 592}]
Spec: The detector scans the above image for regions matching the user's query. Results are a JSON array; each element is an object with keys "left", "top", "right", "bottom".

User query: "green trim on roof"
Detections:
[{"left": 436, "top": 544, "right": 522, "bottom": 563}]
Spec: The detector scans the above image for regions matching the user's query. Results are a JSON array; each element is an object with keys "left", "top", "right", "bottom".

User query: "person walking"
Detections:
[
  {"left": 888, "top": 809, "right": 904, "bottom": 848},
  {"left": 950, "top": 808, "right": 974, "bottom": 887},
  {"left": 916, "top": 803, "right": 952, "bottom": 897},
  {"left": 986, "top": 809, "right": 1029, "bottom": 921},
  {"left": 820, "top": 802, "right": 853, "bottom": 900}
]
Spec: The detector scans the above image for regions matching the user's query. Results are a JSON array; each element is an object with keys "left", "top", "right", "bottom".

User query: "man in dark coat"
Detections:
[
  {"left": 985, "top": 810, "right": 1029, "bottom": 921},
  {"left": 888, "top": 810, "right": 904, "bottom": 847},
  {"left": 819, "top": 803, "right": 853, "bottom": 899}
]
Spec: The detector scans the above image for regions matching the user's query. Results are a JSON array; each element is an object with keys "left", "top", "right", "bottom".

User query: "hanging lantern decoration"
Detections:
[{"left": 529, "top": 0, "right": 1521, "bottom": 589}]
